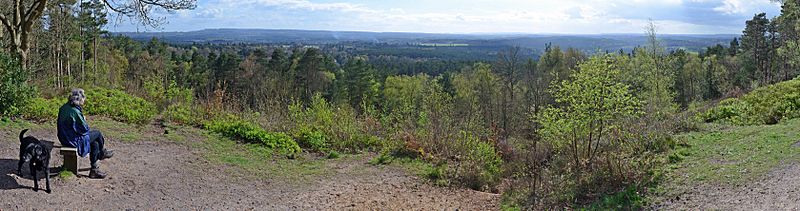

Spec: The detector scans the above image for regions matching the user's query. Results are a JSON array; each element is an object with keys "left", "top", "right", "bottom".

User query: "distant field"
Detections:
[{"left": 418, "top": 43, "right": 470, "bottom": 47}]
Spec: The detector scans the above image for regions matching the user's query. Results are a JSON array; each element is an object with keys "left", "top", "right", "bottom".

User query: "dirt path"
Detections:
[
  {"left": 0, "top": 122, "right": 499, "bottom": 210},
  {"left": 657, "top": 163, "right": 800, "bottom": 210}
]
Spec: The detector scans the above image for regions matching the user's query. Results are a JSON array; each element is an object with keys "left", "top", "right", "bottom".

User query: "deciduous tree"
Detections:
[{"left": 0, "top": 0, "right": 195, "bottom": 69}]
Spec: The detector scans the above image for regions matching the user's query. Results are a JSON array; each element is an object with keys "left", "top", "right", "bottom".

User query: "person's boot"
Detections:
[
  {"left": 89, "top": 168, "right": 107, "bottom": 179},
  {"left": 100, "top": 149, "right": 114, "bottom": 160}
]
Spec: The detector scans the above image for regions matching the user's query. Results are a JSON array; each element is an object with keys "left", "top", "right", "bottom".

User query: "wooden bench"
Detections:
[{"left": 60, "top": 147, "right": 79, "bottom": 174}]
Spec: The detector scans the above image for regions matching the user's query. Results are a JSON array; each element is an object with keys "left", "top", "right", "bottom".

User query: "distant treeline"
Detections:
[{"left": 1, "top": 0, "right": 799, "bottom": 209}]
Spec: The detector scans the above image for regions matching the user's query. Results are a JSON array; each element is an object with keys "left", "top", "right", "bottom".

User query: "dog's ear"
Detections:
[{"left": 41, "top": 140, "right": 54, "bottom": 150}]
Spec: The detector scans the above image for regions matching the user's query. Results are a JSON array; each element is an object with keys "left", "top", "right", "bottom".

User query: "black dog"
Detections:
[{"left": 18, "top": 129, "right": 52, "bottom": 193}]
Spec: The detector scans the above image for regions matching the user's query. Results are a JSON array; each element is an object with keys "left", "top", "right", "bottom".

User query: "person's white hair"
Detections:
[{"left": 68, "top": 88, "right": 86, "bottom": 106}]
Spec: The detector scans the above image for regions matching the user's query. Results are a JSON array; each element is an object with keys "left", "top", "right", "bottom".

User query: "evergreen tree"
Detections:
[
  {"left": 78, "top": 0, "right": 108, "bottom": 84},
  {"left": 777, "top": 0, "right": 800, "bottom": 80},
  {"left": 729, "top": 38, "right": 740, "bottom": 56},
  {"left": 340, "top": 56, "right": 379, "bottom": 114},
  {"left": 741, "top": 13, "right": 770, "bottom": 86}
]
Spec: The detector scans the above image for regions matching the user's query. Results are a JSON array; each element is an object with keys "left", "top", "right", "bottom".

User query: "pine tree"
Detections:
[
  {"left": 741, "top": 13, "right": 770, "bottom": 86},
  {"left": 729, "top": 38, "right": 740, "bottom": 56},
  {"left": 341, "top": 56, "right": 379, "bottom": 114},
  {"left": 78, "top": 0, "right": 108, "bottom": 84},
  {"left": 777, "top": 0, "right": 800, "bottom": 80}
]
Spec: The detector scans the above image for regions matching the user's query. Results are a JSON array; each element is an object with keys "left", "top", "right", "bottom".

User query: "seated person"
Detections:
[{"left": 57, "top": 88, "right": 114, "bottom": 179}]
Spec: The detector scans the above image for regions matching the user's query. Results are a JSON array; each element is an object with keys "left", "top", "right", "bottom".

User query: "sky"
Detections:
[{"left": 107, "top": 0, "right": 784, "bottom": 34}]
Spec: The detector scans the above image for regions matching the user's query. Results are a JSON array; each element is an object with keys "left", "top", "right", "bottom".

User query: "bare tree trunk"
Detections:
[
  {"left": 94, "top": 36, "right": 98, "bottom": 85},
  {"left": 0, "top": 0, "right": 48, "bottom": 70},
  {"left": 54, "top": 44, "right": 58, "bottom": 89},
  {"left": 66, "top": 41, "right": 71, "bottom": 84}
]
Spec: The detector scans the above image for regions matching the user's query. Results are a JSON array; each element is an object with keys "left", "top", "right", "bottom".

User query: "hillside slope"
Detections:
[
  {"left": 654, "top": 77, "right": 800, "bottom": 209},
  {"left": 0, "top": 117, "right": 499, "bottom": 210}
]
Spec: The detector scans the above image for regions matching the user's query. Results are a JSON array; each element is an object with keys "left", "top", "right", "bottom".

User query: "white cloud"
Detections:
[
  {"left": 220, "top": 0, "right": 374, "bottom": 13},
  {"left": 713, "top": 0, "right": 746, "bottom": 14},
  {"left": 196, "top": 8, "right": 224, "bottom": 18},
  {"left": 713, "top": 0, "right": 780, "bottom": 15},
  {"left": 109, "top": 0, "right": 784, "bottom": 34}
]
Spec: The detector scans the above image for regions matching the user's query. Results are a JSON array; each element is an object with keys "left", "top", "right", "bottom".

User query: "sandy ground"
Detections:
[{"left": 0, "top": 123, "right": 499, "bottom": 210}]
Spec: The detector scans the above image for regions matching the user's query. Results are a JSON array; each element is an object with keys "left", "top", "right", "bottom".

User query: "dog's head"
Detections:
[{"left": 30, "top": 141, "right": 52, "bottom": 170}]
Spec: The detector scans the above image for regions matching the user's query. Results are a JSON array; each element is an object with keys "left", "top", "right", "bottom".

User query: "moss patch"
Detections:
[{"left": 57, "top": 170, "right": 76, "bottom": 180}]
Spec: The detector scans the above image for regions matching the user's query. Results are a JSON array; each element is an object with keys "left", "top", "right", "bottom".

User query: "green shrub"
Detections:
[
  {"left": 164, "top": 103, "right": 203, "bottom": 126},
  {"left": 700, "top": 98, "right": 754, "bottom": 124},
  {"left": 452, "top": 131, "right": 503, "bottom": 191},
  {"left": 290, "top": 94, "right": 383, "bottom": 152},
  {"left": 145, "top": 80, "right": 194, "bottom": 111},
  {"left": 423, "top": 163, "right": 449, "bottom": 186},
  {"left": 295, "top": 128, "right": 329, "bottom": 152},
  {"left": 205, "top": 117, "right": 301, "bottom": 156},
  {"left": 83, "top": 87, "right": 157, "bottom": 125},
  {"left": 0, "top": 53, "right": 36, "bottom": 117},
  {"left": 326, "top": 151, "right": 341, "bottom": 159},
  {"left": 701, "top": 79, "right": 800, "bottom": 125},
  {"left": 369, "top": 151, "right": 394, "bottom": 165},
  {"left": 22, "top": 97, "right": 62, "bottom": 121}
]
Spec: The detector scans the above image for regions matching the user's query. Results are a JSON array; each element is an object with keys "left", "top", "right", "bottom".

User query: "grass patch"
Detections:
[
  {"left": 670, "top": 118, "right": 800, "bottom": 185},
  {"left": 89, "top": 117, "right": 143, "bottom": 143},
  {"left": 583, "top": 185, "right": 644, "bottom": 210},
  {"left": 0, "top": 119, "right": 47, "bottom": 143},
  {"left": 164, "top": 132, "right": 186, "bottom": 143},
  {"left": 368, "top": 152, "right": 394, "bottom": 165},
  {"left": 119, "top": 133, "right": 139, "bottom": 142},
  {"left": 57, "top": 170, "right": 76, "bottom": 180},
  {"left": 194, "top": 132, "right": 330, "bottom": 183},
  {"left": 326, "top": 151, "right": 341, "bottom": 159},
  {"left": 0, "top": 118, "right": 37, "bottom": 131},
  {"left": 389, "top": 157, "right": 450, "bottom": 186}
]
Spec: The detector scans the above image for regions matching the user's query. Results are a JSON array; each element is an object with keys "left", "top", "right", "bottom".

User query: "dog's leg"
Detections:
[
  {"left": 30, "top": 162, "right": 38, "bottom": 192},
  {"left": 45, "top": 164, "right": 51, "bottom": 193},
  {"left": 17, "top": 159, "right": 24, "bottom": 175}
]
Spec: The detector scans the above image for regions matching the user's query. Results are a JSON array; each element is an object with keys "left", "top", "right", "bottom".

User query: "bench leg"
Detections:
[{"left": 63, "top": 154, "right": 78, "bottom": 174}]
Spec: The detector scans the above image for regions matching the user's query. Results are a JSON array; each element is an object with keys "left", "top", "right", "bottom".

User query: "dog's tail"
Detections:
[{"left": 19, "top": 129, "right": 29, "bottom": 141}]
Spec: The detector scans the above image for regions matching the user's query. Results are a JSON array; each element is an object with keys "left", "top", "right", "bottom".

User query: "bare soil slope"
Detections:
[{"left": 0, "top": 120, "right": 499, "bottom": 210}]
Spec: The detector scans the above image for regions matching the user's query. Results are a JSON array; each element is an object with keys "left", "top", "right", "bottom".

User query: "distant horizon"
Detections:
[{"left": 112, "top": 27, "right": 742, "bottom": 36}]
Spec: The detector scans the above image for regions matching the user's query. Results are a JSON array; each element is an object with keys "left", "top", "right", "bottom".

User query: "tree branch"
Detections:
[
  {"left": 0, "top": 14, "right": 9, "bottom": 40},
  {"left": 103, "top": 0, "right": 132, "bottom": 13},
  {"left": 23, "top": 0, "right": 48, "bottom": 29},
  {"left": 14, "top": 0, "right": 22, "bottom": 26},
  {"left": 102, "top": 0, "right": 196, "bottom": 28},
  {"left": 23, "top": 0, "right": 43, "bottom": 23},
  {"left": 0, "top": 14, "right": 11, "bottom": 30}
]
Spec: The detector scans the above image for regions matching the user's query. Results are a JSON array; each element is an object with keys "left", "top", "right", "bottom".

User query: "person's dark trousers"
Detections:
[{"left": 88, "top": 130, "right": 106, "bottom": 169}]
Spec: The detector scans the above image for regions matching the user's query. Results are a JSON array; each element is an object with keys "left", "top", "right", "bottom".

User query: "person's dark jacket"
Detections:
[{"left": 57, "top": 103, "right": 91, "bottom": 157}]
